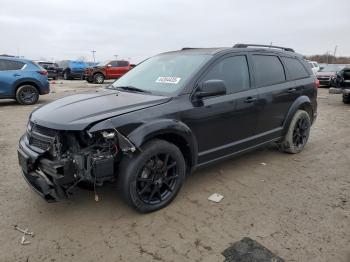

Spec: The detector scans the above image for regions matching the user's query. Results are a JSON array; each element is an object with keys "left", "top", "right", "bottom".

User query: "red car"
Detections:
[{"left": 84, "top": 60, "right": 133, "bottom": 84}]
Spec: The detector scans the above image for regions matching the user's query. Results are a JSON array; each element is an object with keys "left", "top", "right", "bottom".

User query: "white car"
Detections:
[{"left": 308, "top": 61, "right": 320, "bottom": 75}]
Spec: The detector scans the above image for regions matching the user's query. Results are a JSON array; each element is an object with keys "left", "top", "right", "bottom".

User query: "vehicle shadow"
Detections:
[{"left": 31, "top": 143, "right": 284, "bottom": 218}]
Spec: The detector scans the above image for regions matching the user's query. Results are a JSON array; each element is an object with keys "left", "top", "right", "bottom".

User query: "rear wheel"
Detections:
[
  {"left": 93, "top": 73, "right": 105, "bottom": 84},
  {"left": 118, "top": 139, "right": 186, "bottom": 213},
  {"left": 280, "top": 110, "right": 311, "bottom": 154},
  {"left": 15, "top": 85, "right": 39, "bottom": 105}
]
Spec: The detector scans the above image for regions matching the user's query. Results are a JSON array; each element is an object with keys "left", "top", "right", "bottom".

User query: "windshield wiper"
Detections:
[{"left": 113, "top": 85, "right": 151, "bottom": 93}]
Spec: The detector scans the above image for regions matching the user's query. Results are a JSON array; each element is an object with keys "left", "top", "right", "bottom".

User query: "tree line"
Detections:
[{"left": 304, "top": 54, "right": 350, "bottom": 64}]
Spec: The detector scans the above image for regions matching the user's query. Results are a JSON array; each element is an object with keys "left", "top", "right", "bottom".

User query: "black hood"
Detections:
[{"left": 30, "top": 89, "right": 171, "bottom": 130}]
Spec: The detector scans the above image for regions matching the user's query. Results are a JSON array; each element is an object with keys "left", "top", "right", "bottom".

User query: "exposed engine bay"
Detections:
[{"left": 18, "top": 121, "right": 136, "bottom": 201}]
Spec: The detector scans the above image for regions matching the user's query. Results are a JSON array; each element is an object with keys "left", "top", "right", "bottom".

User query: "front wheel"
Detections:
[
  {"left": 343, "top": 94, "right": 350, "bottom": 104},
  {"left": 93, "top": 73, "right": 105, "bottom": 84},
  {"left": 63, "top": 71, "right": 70, "bottom": 80},
  {"left": 280, "top": 110, "right": 311, "bottom": 154},
  {"left": 118, "top": 139, "right": 186, "bottom": 213}
]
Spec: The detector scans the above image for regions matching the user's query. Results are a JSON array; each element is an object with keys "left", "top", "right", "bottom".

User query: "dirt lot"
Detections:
[{"left": 0, "top": 81, "right": 349, "bottom": 262}]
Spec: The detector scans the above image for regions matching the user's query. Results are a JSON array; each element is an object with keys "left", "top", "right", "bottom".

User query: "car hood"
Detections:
[{"left": 30, "top": 89, "right": 171, "bottom": 130}]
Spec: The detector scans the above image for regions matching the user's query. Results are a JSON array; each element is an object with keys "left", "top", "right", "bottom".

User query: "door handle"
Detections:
[
  {"left": 287, "top": 88, "right": 297, "bottom": 94},
  {"left": 13, "top": 73, "right": 21, "bottom": 77},
  {"left": 244, "top": 97, "right": 257, "bottom": 103}
]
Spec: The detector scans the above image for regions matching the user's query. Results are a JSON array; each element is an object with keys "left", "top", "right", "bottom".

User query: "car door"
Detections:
[
  {"left": 185, "top": 54, "right": 259, "bottom": 164},
  {"left": 0, "top": 59, "right": 24, "bottom": 98},
  {"left": 106, "top": 61, "right": 119, "bottom": 78},
  {"left": 251, "top": 54, "right": 300, "bottom": 138},
  {"left": 115, "top": 61, "right": 130, "bottom": 77}
]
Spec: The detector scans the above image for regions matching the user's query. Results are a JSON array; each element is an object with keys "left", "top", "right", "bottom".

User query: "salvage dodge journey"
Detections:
[{"left": 18, "top": 44, "right": 318, "bottom": 212}]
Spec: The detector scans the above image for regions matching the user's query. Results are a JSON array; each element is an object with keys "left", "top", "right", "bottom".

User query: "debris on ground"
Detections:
[
  {"left": 208, "top": 193, "right": 224, "bottom": 203},
  {"left": 20, "top": 235, "right": 30, "bottom": 245},
  {"left": 222, "top": 237, "right": 284, "bottom": 262},
  {"left": 260, "top": 162, "right": 267, "bottom": 166},
  {"left": 13, "top": 225, "right": 35, "bottom": 245}
]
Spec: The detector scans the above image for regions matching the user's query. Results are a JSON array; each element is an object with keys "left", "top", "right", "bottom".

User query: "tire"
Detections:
[
  {"left": 280, "top": 110, "right": 311, "bottom": 154},
  {"left": 118, "top": 139, "right": 186, "bottom": 213},
  {"left": 52, "top": 76, "right": 57, "bottom": 80},
  {"left": 86, "top": 78, "right": 93, "bottom": 83},
  {"left": 15, "top": 85, "right": 39, "bottom": 105},
  {"left": 93, "top": 73, "right": 105, "bottom": 84},
  {"left": 63, "top": 71, "right": 70, "bottom": 80},
  {"left": 343, "top": 94, "right": 350, "bottom": 104}
]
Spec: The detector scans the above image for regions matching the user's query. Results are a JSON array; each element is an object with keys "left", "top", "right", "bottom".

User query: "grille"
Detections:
[
  {"left": 30, "top": 137, "right": 51, "bottom": 150},
  {"left": 31, "top": 123, "right": 59, "bottom": 137},
  {"left": 27, "top": 123, "right": 59, "bottom": 151}
]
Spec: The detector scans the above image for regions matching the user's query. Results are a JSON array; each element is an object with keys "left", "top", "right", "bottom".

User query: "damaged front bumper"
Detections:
[{"left": 18, "top": 136, "right": 76, "bottom": 202}]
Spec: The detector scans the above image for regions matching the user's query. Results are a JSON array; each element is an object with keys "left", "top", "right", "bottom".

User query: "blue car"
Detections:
[
  {"left": 0, "top": 56, "right": 50, "bottom": 105},
  {"left": 57, "top": 60, "right": 88, "bottom": 80}
]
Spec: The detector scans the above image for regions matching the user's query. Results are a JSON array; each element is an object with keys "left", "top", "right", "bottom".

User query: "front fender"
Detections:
[
  {"left": 282, "top": 95, "right": 312, "bottom": 135},
  {"left": 128, "top": 119, "right": 198, "bottom": 168}
]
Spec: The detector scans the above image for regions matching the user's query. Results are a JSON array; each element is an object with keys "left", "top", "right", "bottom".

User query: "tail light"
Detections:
[
  {"left": 37, "top": 70, "right": 48, "bottom": 76},
  {"left": 315, "top": 79, "right": 320, "bottom": 89}
]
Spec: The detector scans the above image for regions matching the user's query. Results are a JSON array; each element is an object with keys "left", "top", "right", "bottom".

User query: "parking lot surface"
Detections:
[{"left": 0, "top": 81, "right": 349, "bottom": 262}]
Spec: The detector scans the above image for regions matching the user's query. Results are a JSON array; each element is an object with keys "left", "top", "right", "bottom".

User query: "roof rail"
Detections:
[
  {"left": 181, "top": 47, "right": 201, "bottom": 50},
  {"left": 233, "top": 44, "right": 295, "bottom": 52}
]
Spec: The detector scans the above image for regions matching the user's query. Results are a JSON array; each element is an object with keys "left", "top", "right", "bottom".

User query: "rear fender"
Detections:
[{"left": 282, "top": 95, "right": 313, "bottom": 135}]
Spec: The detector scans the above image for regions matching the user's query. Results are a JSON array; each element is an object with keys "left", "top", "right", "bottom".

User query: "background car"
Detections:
[
  {"left": 37, "top": 61, "right": 59, "bottom": 80},
  {"left": 316, "top": 64, "right": 346, "bottom": 86},
  {"left": 84, "top": 60, "right": 133, "bottom": 84},
  {"left": 308, "top": 61, "right": 320, "bottom": 75},
  {"left": 57, "top": 60, "right": 88, "bottom": 80},
  {"left": 0, "top": 56, "right": 50, "bottom": 104}
]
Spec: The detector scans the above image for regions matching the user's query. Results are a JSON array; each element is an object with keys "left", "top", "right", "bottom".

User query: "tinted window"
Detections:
[
  {"left": 0, "top": 60, "right": 25, "bottom": 71},
  {"left": 282, "top": 57, "right": 309, "bottom": 80},
  {"left": 253, "top": 55, "right": 285, "bottom": 87},
  {"left": 109, "top": 61, "right": 118, "bottom": 67},
  {"left": 202, "top": 56, "right": 250, "bottom": 94},
  {"left": 117, "top": 61, "right": 129, "bottom": 67}
]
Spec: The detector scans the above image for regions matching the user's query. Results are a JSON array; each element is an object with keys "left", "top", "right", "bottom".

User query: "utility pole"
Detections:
[
  {"left": 114, "top": 54, "right": 118, "bottom": 60},
  {"left": 333, "top": 45, "right": 338, "bottom": 63},
  {"left": 91, "top": 50, "right": 96, "bottom": 63}
]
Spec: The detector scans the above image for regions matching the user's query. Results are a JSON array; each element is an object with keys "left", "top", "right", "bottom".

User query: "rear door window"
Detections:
[
  {"left": 252, "top": 55, "right": 285, "bottom": 87},
  {"left": 0, "top": 60, "right": 25, "bottom": 71},
  {"left": 202, "top": 55, "right": 250, "bottom": 94},
  {"left": 117, "top": 61, "right": 129, "bottom": 67},
  {"left": 281, "top": 57, "right": 309, "bottom": 80}
]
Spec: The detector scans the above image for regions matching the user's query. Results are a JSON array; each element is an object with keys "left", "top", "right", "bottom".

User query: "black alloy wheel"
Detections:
[{"left": 136, "top": 153, "right": 178, "bottom": 205}]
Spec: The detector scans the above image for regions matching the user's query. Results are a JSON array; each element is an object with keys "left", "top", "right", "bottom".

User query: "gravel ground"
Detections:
[{"left": 0, "top": 81, "right": 349, "bottom": 262}]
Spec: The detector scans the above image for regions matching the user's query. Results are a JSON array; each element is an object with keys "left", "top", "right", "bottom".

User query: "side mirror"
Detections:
[
  {"left": 195, "top": 80, "right": 226, "bottom": 99},
  {"left": 107, "top": 64, "right": 112, "bottom": 67}
]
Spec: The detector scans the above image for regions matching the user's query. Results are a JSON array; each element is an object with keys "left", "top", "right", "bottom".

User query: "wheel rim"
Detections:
[
  {"left": 136, "top": 153, "right": 178, "bottom": 205},
  {"left": 292, "top": 117, "right": 309, "bottom": 148},
  {"left": 96, "top": 75, "right": 103, "bottom": 83},
  {"left": 19, "top": 87, "right": 37, "bottom": 103}
]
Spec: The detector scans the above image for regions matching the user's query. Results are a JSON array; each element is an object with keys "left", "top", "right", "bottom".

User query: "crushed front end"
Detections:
[{"left": 18, "top": 121, "right": 135, "bottom": 202}]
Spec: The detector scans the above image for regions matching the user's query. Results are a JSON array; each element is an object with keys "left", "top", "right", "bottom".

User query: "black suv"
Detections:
[{"left": 18, "top": 44, "right": 317, "bottom": 212}]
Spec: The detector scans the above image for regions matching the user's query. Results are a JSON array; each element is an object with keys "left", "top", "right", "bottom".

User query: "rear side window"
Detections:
[
  {"left": 282, "top": 57, "right": 309, "bottom": 80},
  {"left": 252, "top": 55, "right": 285, "bottom": 87},
  {"left": 117, "top": 61, "right": 129, "bottom": 67},
  {"left": 202, "top": 55, "right": 250, "bottom": 94},
  {"left": 0, "top": 60, "right": 25, "bottom": 71}
]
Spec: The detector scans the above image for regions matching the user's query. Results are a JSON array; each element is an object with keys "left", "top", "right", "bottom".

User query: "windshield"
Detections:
[
  {"left": 319, "top": 64, "right": 345, "bottom": 72},
  {"left": 110, "top": 54, "right": 211, "bottom": 95},
  {"left": 97, "top": 60, "right": 111, "bottom": 66}
]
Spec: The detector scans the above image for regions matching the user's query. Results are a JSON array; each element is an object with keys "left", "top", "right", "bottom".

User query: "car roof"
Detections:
[
  {"left": 161, "top": 47, "right": 303, "bottom": 58},
  {"left": 0, "top": 55, "right": 33, "bottom": 63}
]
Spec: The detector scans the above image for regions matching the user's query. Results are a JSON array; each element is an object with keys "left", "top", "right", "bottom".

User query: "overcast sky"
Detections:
[{"left": 1, "top": 0, "right": 349, "bottom": 63}]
